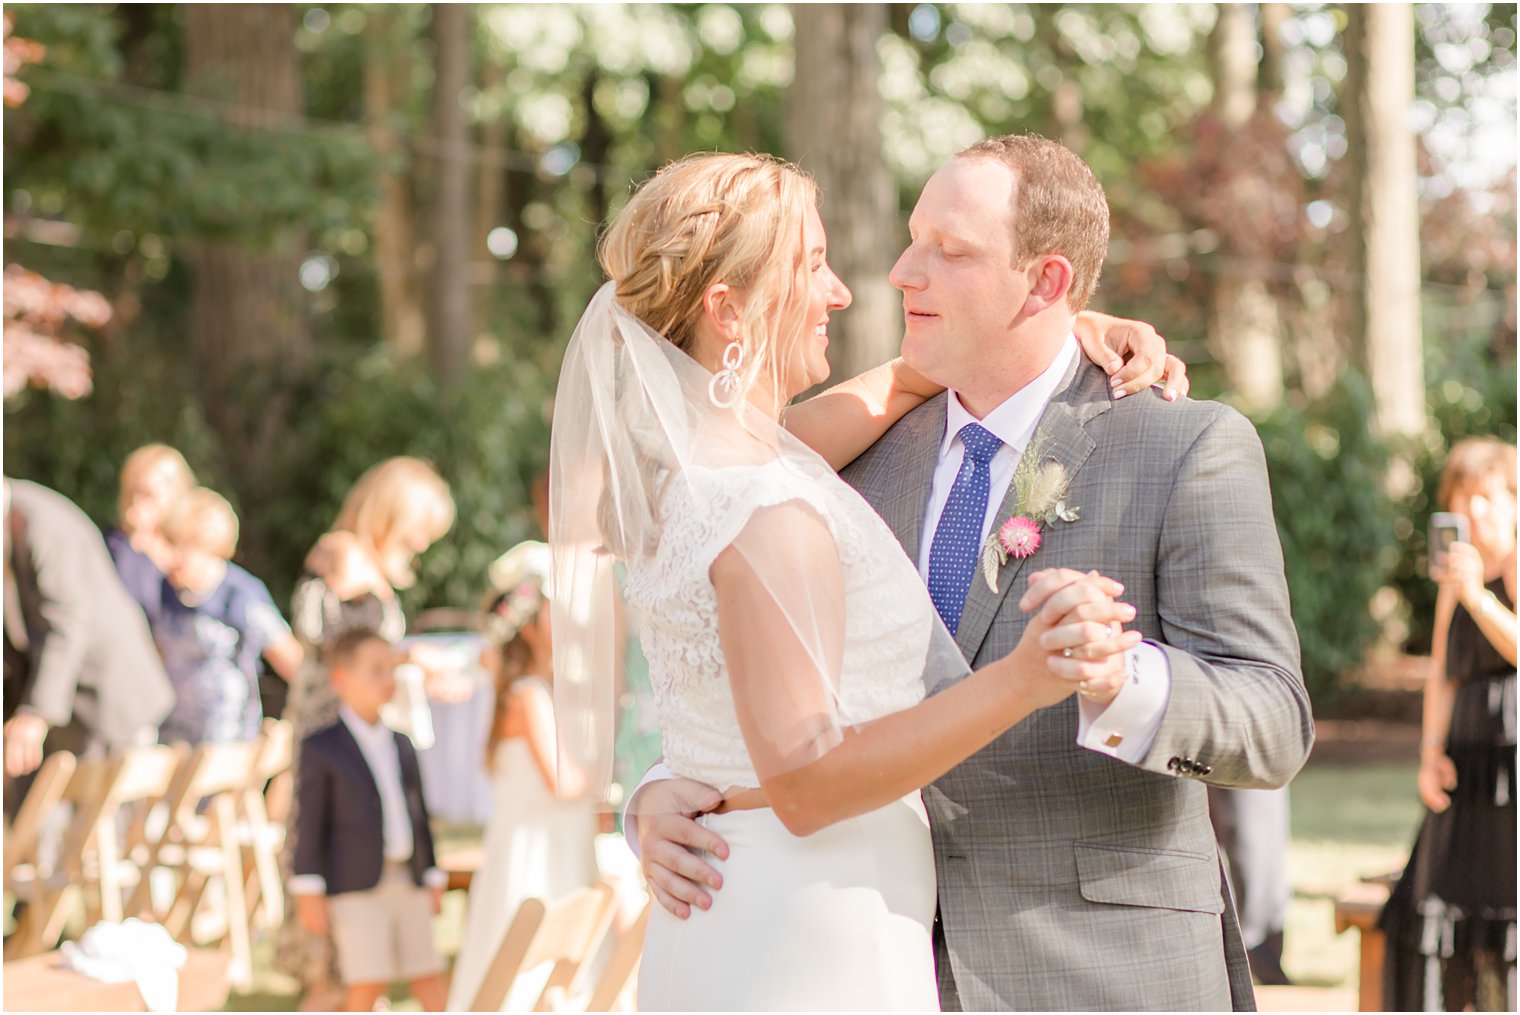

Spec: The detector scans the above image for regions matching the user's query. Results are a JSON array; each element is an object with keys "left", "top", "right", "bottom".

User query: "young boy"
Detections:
[
  {"left": 290, "top": 628, "right": 448, "bottom": 1012},
  {"left": 154, "top": 487, "right": 303, "bottom": 744}
]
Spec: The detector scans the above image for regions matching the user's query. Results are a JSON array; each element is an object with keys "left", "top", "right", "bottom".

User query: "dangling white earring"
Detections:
[{"left": 707, "top": 340, "right": 745, "bottom": 408}]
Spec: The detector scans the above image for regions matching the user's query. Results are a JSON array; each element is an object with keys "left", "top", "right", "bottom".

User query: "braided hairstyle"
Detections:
[{"left": 598, "top": 152, "right": 818, "bottom": 412}]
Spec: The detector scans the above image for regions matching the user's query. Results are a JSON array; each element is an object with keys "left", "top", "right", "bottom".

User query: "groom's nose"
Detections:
[{"left": 889, "top": 244, "right": 922, "bottom": 293}]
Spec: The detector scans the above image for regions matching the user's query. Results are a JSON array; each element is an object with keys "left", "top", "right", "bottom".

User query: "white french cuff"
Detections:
[
  {"left": 422, "top": 866, "right": 448, "bottom": 890},
  {"left": 1076, "top": 641, "right": 1172, "bottom": 763},
  {"left": 287, "top": 874, "right": 326, "bottom": 896}
]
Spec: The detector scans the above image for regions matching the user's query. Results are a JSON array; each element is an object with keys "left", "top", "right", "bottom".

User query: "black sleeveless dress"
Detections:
[{"left": 1380, "top": 578, "right": 1516, "bottom": 1011}]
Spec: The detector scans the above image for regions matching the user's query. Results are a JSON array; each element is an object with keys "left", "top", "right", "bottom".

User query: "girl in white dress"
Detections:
[
  {"left": 548, "top": 154, "right": 1168, "bottom": 1011},
  {"left": 446, "top": 542, "right": 598, "bottom": 1011}
]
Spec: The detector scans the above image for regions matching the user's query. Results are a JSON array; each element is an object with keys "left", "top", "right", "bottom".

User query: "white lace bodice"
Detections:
[{"left": 624, "top": 458, "right": 935, "bottom": 789}]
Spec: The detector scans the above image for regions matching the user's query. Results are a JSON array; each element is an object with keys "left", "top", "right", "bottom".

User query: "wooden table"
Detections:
[
  {"left": 2, "top": 946, "right": 230, "bottom": 1012},
  {"left": 1333, "top": 881, "right": 1392, "bottom": 1013}
]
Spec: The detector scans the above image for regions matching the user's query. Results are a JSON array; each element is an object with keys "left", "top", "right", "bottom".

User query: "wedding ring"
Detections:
[{"left": 1062, "top": 648, "right": 1075, "bottom": 659}]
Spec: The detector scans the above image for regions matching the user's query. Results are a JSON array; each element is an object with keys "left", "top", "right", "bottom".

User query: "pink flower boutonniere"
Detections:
[{"left": 979, "top": 444, "right": 1080, "bottom": 593}]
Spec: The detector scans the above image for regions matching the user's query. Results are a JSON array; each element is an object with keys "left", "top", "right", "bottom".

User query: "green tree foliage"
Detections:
[{"left": 1257, "top": 376, "right": 1402, "bottom": 700}]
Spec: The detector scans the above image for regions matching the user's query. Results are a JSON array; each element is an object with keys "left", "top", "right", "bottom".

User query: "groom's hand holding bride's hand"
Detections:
[
  {"left": 631, "top": 777, "right": 729, "bottom": 919},
  {"left": 1015, "top": 568, "right": 1140, "bottom": 708}
]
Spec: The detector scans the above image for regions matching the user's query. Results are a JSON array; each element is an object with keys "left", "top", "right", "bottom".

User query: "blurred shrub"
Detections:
[{"left": 1256, "top": 375, "right": 1402, "bottom": 701}]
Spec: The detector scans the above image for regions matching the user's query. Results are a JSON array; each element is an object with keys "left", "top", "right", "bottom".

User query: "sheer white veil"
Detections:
[{"left": 549, "top": 280, "right": 969, "bottom": 801}]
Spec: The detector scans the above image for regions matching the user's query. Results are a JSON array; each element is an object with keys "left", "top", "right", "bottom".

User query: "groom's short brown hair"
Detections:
[{"left": 956, "top": 135, "right": 1110, "bottom": 312}]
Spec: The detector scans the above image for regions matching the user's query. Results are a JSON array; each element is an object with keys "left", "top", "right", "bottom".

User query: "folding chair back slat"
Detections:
[
  {"left": 109, "top": 745, "right": 182, "bottom": 804},
  {"left": 470, "top": 882, "right": 618, "bottom": 1012},
  {"left": 585, "top": 901, "right": 650, "bottom": 1012},
  {"left": 255, "top": 719, "right": 294, "bottom": 781}
]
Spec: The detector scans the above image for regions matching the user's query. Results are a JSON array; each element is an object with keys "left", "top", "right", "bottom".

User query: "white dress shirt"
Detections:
[
  {"left": 341, "top": 704, "right": 416, "bottom": 864},
  {"left": 923, "top": 335, "right": 1169, "bottom": 763}
]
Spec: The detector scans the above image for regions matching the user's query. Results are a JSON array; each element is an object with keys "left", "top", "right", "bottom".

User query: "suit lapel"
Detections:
[
  {"left": 332, "top": 721, "right": 384, "bottom": 811},
  {"left": 879, "top": 393, "right": 948, "bottom": 566},
  {"left": 952, "top": 358, "right": 1110, "bottom": 661}
]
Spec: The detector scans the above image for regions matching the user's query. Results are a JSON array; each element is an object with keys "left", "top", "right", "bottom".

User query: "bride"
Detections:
[{"left": 548, "top": 153, "right": 1170, "bottom": 1010}]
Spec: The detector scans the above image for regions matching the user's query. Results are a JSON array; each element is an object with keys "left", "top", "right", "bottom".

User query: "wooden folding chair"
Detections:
[
  {"left": 5, "top": 744, "right": 182, "bottom": 959},
  {"left": 92, "top": 744, "right": 184, "bottom": 924},
  {"left": 585, "top": 900, "right": 650, "bottom": 1012},
  {"left": 125, "top": 739, "right": 261, "bottom": 990},
  {"left": 3, "top": 752, "right": 76, "bottom": 896},
  {"left": 3, "top": 751, "right": 76, "bottom": 948},
  {"left": 237, "top": 719, "right": 294, "bottom": 930},
  {"left": 469, "top": 882, "right": 619, "bottom": 1012}
]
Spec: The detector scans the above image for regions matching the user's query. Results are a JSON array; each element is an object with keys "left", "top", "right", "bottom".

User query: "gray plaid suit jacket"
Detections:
[{"left": 840, "top": 356, "right": 1314, "bottom": 1011}]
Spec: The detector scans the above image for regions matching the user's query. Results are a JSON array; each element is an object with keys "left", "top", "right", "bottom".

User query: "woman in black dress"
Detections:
[{"left": 1382, "top": 436, "right": 1517, "bottom": 1011}]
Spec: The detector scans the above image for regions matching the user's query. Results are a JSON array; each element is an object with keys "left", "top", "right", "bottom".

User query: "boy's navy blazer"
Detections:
[{"left": 292, "top": 719, "right": 437, "bottom": 896}]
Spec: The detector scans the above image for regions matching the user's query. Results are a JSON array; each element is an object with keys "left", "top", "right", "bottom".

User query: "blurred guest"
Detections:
[
  {"left": 2, "top": 479, "right": 173, "bottom": 806},
  {"left": 102, "top": 443, "right": 196, "bottom": 624},
  {"left": 152, "top": 488, "right": 302, "bottom": 745},
  {"left": 285, "top": 457, "right": 455, "bottom": 738},
  {"left": 446, "top": 541, "right": 598, "bottom": 1012},
  {"left": 1381, "top": 437, "right": 1517, "bottom": 1012},
  {"left": 278, "top": 456, "right": 453, "bottom": 1011},
  {"left": 1209, "top": 785, "right": 1293, "bottom": 985},
  {"left": 290, "top": 628, "right": 447, "bottom": 1013}
]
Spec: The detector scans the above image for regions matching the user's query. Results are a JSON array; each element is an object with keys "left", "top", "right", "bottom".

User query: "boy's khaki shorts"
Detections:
[{"left": 327, "top": 862, "right": 443, "bottom": 985}]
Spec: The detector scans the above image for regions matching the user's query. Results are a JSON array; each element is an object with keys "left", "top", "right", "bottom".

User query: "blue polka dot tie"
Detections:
[{"left": 927, "top": 423, "right": 1003, "bottom": 635}]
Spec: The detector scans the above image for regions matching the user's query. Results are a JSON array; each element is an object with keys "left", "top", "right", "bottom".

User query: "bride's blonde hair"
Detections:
[{"left": 598, "top": 152, "right": 817, "bottom": 411}]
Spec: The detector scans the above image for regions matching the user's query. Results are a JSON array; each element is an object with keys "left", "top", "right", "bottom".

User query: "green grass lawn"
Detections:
[{"left": 1282, "top": 759, "right": 1422, "bottom": 989}]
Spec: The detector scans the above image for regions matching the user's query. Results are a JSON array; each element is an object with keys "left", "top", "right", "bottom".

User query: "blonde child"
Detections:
[{"left": 153, "top": 487, "right": 301, "bottom": 744}]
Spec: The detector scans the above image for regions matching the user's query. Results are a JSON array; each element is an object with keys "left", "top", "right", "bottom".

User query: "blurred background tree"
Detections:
[{"left": 3, "top": 2, "right": 1514, "bottom": 697}]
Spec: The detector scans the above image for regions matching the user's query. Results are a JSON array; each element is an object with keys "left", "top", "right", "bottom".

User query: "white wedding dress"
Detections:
[{"left": 626, "top": 459, "right": 942, "bottom": 1011}]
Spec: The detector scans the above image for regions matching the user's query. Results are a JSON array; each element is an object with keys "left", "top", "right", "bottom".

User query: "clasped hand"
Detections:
[{"left": 1014, "top": 567, "right": 1140, "bottom": 708}]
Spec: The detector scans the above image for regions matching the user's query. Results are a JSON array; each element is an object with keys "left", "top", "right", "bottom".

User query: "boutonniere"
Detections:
[{"left": 978, "top": 442, "right": 1080, "bottom": 593}]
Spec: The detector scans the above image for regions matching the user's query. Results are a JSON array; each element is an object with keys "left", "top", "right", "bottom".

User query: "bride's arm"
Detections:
[
  {"left": 785, "top": 314, "right": 1190, "bottom": 472},
  {"left": 713, "top": 503, "right": 1138, "bottom": 837},
  {"left": 781, "top": 358, "right": 941, "bottom": 472}
]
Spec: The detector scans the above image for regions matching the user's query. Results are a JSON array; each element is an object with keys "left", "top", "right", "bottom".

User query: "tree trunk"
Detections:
[
  {"left": 1210, "top": 3, "right": 1257, "bottom": 131},
  {"left": 786, "top": 4, "right": 897, "bottom": 380},
  {"left": 366, "top": 7, "right": 426, "bottom": 360},
  {"left": 1343, "top": 3, "right": 1426, "bottom": 440},
  {"left": 1258, "top": 3, "right": 1291, "bottom": 106},
  {"left": 1206, "top": 3, "right": 1284, "bottom": 415},
  {"left": 475, "top": 55, "right": 505, "bottom": 343},
  {"left": 181, "top": 4, "right": 309, "bottom": 578},
  {"left": 427, "top": 3, "right": 473, "bottom": 384}
]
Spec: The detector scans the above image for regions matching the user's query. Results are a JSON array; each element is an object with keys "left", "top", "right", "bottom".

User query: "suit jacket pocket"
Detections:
[{"left": 1073, "top": 841, "right": 1224, "bottom": 915}]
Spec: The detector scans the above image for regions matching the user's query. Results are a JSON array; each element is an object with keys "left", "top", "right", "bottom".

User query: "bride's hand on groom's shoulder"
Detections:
[
  {"left": 1074, "top": 311, "right": 1190, "bottom": 401},
  {"left": 631, "top": 777, "right": 729, "bottom": 919},
  {"left": 1012, "top": 569, "right": 1140, "bottom": 708}
]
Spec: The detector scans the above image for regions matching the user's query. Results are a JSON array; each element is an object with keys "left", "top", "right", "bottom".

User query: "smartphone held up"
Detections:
[{"left": 1428, "top": 511, "right": 1470, "bottom": 577}]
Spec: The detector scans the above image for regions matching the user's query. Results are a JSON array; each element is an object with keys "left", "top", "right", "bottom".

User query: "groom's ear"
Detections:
[{"left": 1020, "top": 255, "right": 1075, "bottom": 316}]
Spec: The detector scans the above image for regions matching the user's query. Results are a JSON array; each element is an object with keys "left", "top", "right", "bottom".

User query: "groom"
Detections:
[{"left": 635, "top": 135, "right": 1313, "bottom": 1010}]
